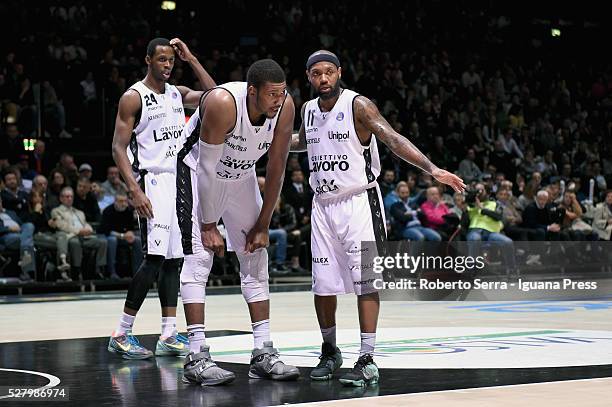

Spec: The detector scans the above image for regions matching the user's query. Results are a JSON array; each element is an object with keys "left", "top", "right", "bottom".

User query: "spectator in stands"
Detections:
[
  {"left": 47, "top": 169, "right": 66, "bottom": 209},
  {"left": 78, "top": 163, "right": 93, "bottom": 181},
  {"left": 592, "top": 190, "right": 612, "bottom": 240},
  {"left": 558, "top": 190, "right": 597, "bottom": 241},
  {"left": 391, "top": 183, "right": 441, "bottom": 241},
  {"left": 27, "top": 189, "right": 71, "bottom": 281},
  {"left": 379, "top": 169, "right": 397, "bottom": 197},
  {"left": 1, "top": 124, "right": 24, "bottom": 164},
  {"left": 29, "top": 140, "right": 52, "bottom": 177},
  {"left": 51, "top": 186, "right": 107, "bottom": 279},
  {"left": 51, "top": 153, "right": 78, "bottom": 187},
  {"left": 497, "top": 127, "right": 524, "bottom": 159},
  {"left": 0, "top": 194, "right": 36, "bottom": 281},
  {"left": 1, "top": 169, "right": 29, "bottom": 220},
  {"left": 73, "top": 176, "right": 101, "bottom": 224},
  {"left": 420, "top": 186, "right": 451, "bottom": 231},
  {"left": 99, "top": 192, "right": 142, "bottom": 279},
  {"left": 269, "top": 196, "right": 305, "bottom": 273},
  {"left": 91, "top": 181, "right": 113, "bottom": 211},
  {"left": 522, "top": 190, "right": 562, "bottom": 241},
  {"left": 101, "top": 166, "right": 127, "bottom": 197},
  {"left": 457, "top": 149, "right": 482, "bottom": 184},
  {"left": 282, "top": 169, "right": 312, "bottom": 246}
]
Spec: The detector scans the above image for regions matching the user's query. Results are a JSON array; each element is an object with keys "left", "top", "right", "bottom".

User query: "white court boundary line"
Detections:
[
  {"left": 0, "top": 368, "right": 61, "bottom": 399},
  {"left": 290, "top": 377, "right": 612, "bottom": 406}
]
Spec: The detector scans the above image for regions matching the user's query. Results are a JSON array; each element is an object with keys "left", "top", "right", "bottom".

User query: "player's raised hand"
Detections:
[
  {"left": 431, "top": 168, "right": 466, "bottom": 193},
  {"left": 201, "top": 223, "right": 225, "bottom": 258},
  {"left": 130, "top": 188, "right": 154, "bottom": 219},
  {"left": 245, "top": 224, "right": 269, "bottom": 253},
  {"left": 170, "top": 38, "right": 194, "bottom": 62}
]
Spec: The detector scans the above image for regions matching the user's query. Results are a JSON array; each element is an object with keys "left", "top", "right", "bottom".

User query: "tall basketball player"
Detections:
[
  {"left": 180, "top": 59, "right": 299, "bottom": 381},
  {"left": 108, "top": 38, "right": 215, "bottom": 359},
  {"left": 291, "top": 51, "right": 465, "bottom": 386}
]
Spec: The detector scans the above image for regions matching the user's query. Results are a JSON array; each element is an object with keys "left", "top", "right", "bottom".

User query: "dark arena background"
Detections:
[{"left": 1, "top": 1, "right": 611, "bottom": 406}]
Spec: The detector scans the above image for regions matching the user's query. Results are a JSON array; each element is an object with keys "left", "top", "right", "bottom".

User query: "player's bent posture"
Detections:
[
  {"left": 181, "top": 59, "right": 300, "bottom": 382},
  {"left": 292, "top": 51, "right": 465, "bottom": 386},
  {"left": 108, "top": 38, "right": 215, "bottom": 359}
]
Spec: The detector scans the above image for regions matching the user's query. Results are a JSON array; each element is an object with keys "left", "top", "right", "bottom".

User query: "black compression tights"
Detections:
[{"left": 124, "top": 255, "right": 181, "bottom": 311}]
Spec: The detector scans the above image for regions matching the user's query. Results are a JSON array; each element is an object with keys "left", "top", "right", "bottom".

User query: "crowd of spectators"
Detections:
[{"left": 1, "top": 1, "right": 611, "bottom": 281}]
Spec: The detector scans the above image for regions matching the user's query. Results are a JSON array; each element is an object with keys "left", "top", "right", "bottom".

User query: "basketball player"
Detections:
[
  {"left": 291, "top": 51, "right": 465, "bottom": 386},
  {"left": 180, "top": 59, "right": 300, "bottom": 381},
  {"left": 108, "top": 38, "right": 215, "bottom": 359}
]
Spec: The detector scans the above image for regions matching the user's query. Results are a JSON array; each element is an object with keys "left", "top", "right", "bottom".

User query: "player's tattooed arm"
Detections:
[
  {"left": 290, "top": 103, "right": 307, "bottom": 152},
  {"left": 171, "top": 38, "right": 216, "bottom": 107},
  {"left": 354, "top": 95, "right": 466, "bottom": 192},
  {"left": 111, "top": 90, "right": 154, "bottom": 218}
]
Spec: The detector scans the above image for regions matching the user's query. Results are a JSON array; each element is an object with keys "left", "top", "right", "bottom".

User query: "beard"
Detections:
[{"left": 316, "top": 81, "right": 341, "bottom": 100}]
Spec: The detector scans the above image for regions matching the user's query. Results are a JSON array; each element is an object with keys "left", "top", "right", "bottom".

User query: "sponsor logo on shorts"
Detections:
[
  {"left": 315, "top": 178, "right": 339, "bottom": 195},
  {"left": 153, "top": 223, "right": 171, "bottom": 231},
  {"left": 313, "top": 257, "right": 329, "bottom": 265},
  {"left": 348, "top": 247, "right": 369, "bottom": 254}
]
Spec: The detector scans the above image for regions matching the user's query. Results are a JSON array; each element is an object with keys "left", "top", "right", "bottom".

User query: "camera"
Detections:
[{"left": 465, "top": 189, "right": 478, "bottom": 206}]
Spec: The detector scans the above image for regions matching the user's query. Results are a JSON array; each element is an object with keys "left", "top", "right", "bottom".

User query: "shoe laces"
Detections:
[{"left": 353, "top": 354, "right": 373, "bottom": 371}]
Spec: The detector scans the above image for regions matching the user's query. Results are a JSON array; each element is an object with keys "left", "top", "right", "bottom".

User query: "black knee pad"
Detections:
[
  {"left": 124, "top": 255, "right": 165, "bottom": 311},
  {"left": 158, "top": 258, "right": 182, "bottom": 308}
]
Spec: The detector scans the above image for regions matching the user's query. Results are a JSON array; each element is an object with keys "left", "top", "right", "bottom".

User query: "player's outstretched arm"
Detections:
[
  {"left": 197, "top": 89, "right": 236, "bottom": 257},
  {"left": 289, "top": 103, "right": 307, "bottom": 152},
  {"left": 111, "top": 90, "right": 154, "bottom": 218},
  {"left": 354, "top": 96, "right": 466, "bottom": 193},
  {"left": 171, "top": 38, "right": 216, "bottom": 107},
  {"left": 246, "top": 94, "right": 296, "bottom": 253}
]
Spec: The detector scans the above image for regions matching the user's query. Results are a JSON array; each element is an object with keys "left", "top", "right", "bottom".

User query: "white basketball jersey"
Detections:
[
  {"left": 304, "top": 89, "right": 381, "bottom": 200},
  {"left": 214, "top": 82, "right": 283, "bottom": 181},
  {"left": 127, "top": 81, "right": 186, "bottom": 175}
]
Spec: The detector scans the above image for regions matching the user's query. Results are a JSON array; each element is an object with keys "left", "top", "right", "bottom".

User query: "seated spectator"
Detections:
[
  {"left": 29, "top": 140, "right": 52, "bottom": 177},
  {"left": 73, "top": 177, "right": 101, "bottom": 224},
  {"left": 558, "top": 190, "right": 597, "bottom": 241},
  {"left": 450, "top": 192, "right": 466, "bottom": 218},
  {"left": 522, "top": 190, "right": 563, "bottom": 241},
  {"left": 101, "top": 166, "right": 128, "bottom": 198},
  {"left": 496, "top": 187, "right": 535, "bottom": 241},
  {"left": 269, "top": 196, "right": 305, "bottom": 273},
  {"left": 16, "top": 154, "right": 36, "bottom": 181},
  {"left": 282, "top": 169, "right": 312, "bottom": 251},
  {"left": 517, "top": 172, "right": 541, "bottom": 210},
  {"left": 537, "top": 150, "right": 558, "bottom": 182},
  {"left": 26, "top": 190, "right": 71, "bottom": 281},
  {"left": 457, "top": 148, "right": 482, "bottom": 184},
  {"left": 497, "top": 127, "right": 524, "bottom": 159},
  {"left": 1, "top": 124, "right": 25, "bottom": 164},
  {"left": 47, "top": 169, "right": 66, "bottom": 209},
  {"left": 51, "top": 186, "right": 107, "bottom": 279},
  {"left": 51, "top": 153, "right": 79, "bottom": 187},
  {"left": 78, "top": 163, "right": 93, "bottom": 180},
  {"left": 31, "top": 175, "right": 48, "bottom": 197},
  {"left": 592, "top": 190, "right": 612, "bottom": 240},
  {"left": 420, "top": 186, "right": 451, "bottom": 231},
  {"left": 379, "top": 169, "right": 397, "bottom": 198},
  {"left": 384, "top": 181, "right": 406, "bottom": 215},
  {"left": 391, "top": 183, "right": 441, "bottom": 241},
  {"left": 92, "top": 181, "right": 114, "bottom": 211},
  {"left": 0, "top": 195, "right": 36, "bottom": 281},
  {"left": 99, "top": 193, "right": 142, "bottom": 279},
  {"left": 1, "top": 169, "right": 30, "bottom": 221}
]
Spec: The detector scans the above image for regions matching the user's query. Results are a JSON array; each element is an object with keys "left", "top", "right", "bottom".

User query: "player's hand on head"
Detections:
[
  {"left": 130, "top": 189, "right": 154, "bottom": 219},
  {"left": 201, "top": 223, "right": 225, "bottom": 258},
  {"left": 245, "top": 225, "right": 269, "bottom": 253},
  {"left": 169, "top": 38, "right": 193, "bottom": 62},
  {"left": 431, "top": 168, "right": 466, "bottom": 193}
]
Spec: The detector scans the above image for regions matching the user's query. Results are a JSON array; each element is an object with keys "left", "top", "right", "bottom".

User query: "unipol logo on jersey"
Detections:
[
  {"left": 310, "top": 154, "right": 350, "bottom": 173},
  {"left": 328, "top": 130, "right": 350, "bottom": 142},
  {"left": 315, "top": 178, "right": 339, "bottom": 195}
]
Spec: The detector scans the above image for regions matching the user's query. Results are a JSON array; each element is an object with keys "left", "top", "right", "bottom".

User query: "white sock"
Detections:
[
  {"left": 321, "top": 326, "right": 337, "bottom": 348},
  {"left": 115, "top": 312, "right": 135, "bottom": 336},
  {"left": 187, "top": 324, "right": 206, "bottom": 353},
  {"left": 252, "top": 319, "right": 270, "bottom": 349},
  {"left": 161, "top": 317, "right": 176, "bottom": 338},
  {"left": 360, "top": 332, "right": 376, "bottom": 356}
]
